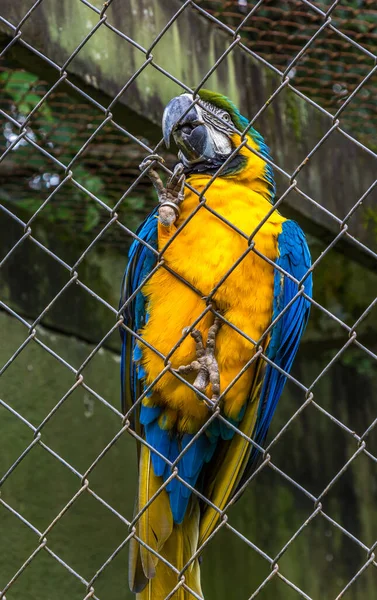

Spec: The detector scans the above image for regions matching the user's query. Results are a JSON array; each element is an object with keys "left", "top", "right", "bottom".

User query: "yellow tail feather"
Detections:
[
  {"left": 130, "top": 445, "right": 203, "bottom": 599},
  {"left": 199, "top": 380, "right": 262, "bottom": 546}
]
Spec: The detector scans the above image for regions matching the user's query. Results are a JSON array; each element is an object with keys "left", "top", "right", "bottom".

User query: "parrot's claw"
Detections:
[
  {"left": 139, "top": 154, "right": 165, "bottom": 172},
  {"left": 139, "top": 154, "right": 165, "bottom": 196},
  {"left": 175, "top": 317, "right": 221, "bottom": 405},
  {"left": 140, "top": 155, "right": 186, "bottom": 227},
  {"left": 158, "top": 163, "right": 186, "bottom": 227}
]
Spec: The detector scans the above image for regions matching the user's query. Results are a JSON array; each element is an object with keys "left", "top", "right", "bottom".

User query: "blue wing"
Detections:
[
  {"left": 239, "top": 219, "right": 312, "bottom": 483},
  {"left": 120, "top": 209, "right": 158, "bottom": 417}
]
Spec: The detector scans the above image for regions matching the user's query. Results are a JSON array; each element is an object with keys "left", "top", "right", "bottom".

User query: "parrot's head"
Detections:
[{"left": 162, "top": 89, "right": 275, "bottom": 199}]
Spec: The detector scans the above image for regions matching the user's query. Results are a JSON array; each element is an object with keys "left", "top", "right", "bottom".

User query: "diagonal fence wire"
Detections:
[{"left": 0, "top": 1, "right": 377, "bottom": 599}]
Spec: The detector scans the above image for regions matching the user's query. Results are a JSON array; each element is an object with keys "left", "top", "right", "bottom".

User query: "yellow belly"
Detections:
[{"left": 139, "top": 175, "right": 285, "bottom": 433}]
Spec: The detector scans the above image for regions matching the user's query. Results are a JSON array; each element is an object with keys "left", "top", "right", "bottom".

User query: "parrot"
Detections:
[{"left": 120, "top": 90, "right": 312, "bottom": 599}]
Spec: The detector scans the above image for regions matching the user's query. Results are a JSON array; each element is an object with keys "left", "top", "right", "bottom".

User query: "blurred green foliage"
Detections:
[{"left": 0, "top": 68, "right": 150, "bottom": 239}]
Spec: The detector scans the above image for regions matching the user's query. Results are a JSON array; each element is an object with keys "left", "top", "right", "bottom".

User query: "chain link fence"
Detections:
[{"left": 1, "top": 1, "right": 377, "bottom": 599}]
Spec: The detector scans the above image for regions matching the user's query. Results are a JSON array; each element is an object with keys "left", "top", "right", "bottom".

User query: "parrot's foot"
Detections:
[
  {"left": 139, "top": 156, "right": 185, "bottom": 227},
  {"left": 175, "top": 317, "right": 221, "bottom": 404}
]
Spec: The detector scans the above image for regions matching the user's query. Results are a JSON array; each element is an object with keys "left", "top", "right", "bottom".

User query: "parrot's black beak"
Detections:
[{"left": 162, "top": 94, "right": 209, "bottom": 163}]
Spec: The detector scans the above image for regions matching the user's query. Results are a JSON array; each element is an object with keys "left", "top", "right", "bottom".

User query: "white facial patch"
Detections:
[
  {"left": 195, "top": 104, "right": 232, "bottom": 156},
  {"left": 206, "top": 122, "right": 232, "bottom": 155}
]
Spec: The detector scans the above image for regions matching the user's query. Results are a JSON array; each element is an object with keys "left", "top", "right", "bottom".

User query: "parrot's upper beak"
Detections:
[
  {"left": 162, "top": 94, "right": 209, "bottom": 164},
  {"left": 162, "top": 94, "right": 199, "bottom": 147}
]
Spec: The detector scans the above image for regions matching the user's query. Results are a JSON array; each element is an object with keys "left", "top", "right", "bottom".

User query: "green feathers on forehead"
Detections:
[{"left": 198, "top": 89, "right": 249, "bottom": 132}]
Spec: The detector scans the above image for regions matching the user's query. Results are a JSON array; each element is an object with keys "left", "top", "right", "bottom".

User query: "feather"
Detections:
[
  {"left": 136, "top": 444, "right": 173, "bottom": 582},
  {"left": 136, "top": 500, "right": 203, "bottom": 600},
  {"left": 236, "top": 220, "right": 312, "bottom": 490},
  {"left": 199, "top": 377, "right": 263, "bottom": 546},
  {"left": 120, "top": 209, "right": 158, "bottom": 416}
]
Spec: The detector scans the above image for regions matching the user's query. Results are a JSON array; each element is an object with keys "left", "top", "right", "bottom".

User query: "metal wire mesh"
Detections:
[
  {"left": 201, "top": 0, "right": 377, "bottom": 148},
  {"left": 1, "top": 1, "right": 377, "bottom": 599}
]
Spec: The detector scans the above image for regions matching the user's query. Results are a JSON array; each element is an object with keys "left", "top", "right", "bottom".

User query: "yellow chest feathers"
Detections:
[
  {"left": 158, "top": 175, "right": 285, "bottom": 312},
  {"left": 138, "top": 177, "right": 285, "bottom": 429}
]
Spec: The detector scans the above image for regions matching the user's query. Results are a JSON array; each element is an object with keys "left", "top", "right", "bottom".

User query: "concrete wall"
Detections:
[
  {"left": 1, "top": 0, "right": 377, "bottom": 270},
  {"left": 1, "top": 310, "right": 377, "bottom": 599}
]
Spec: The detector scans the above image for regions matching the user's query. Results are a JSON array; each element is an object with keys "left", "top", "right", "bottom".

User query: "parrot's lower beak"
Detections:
[{"left": 162, "top": 94, "right": 209, "bottom": 163}]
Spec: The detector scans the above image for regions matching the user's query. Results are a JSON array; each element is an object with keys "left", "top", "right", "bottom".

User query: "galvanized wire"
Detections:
[{"left": 1, "top": 1, "right": 377, "bottom": 599}]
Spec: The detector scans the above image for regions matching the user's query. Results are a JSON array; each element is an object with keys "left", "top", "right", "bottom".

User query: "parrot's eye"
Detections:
[{"left": 222, "top": 113, "right": 231, "bottom": 123}]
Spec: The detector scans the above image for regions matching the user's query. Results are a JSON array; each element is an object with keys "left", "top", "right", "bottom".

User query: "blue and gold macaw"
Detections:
[{"left": 120, "top": 90, "right": 312, "bottom": 599}]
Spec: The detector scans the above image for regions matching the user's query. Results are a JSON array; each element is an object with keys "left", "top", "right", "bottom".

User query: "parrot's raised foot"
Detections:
[
  {"left": 158, "top": 163, "right": 185, "bottom": 227},
  {"left": 175, "top": 317, "right": 221, "bottom": 404},
  {"left": 139, "top": 155, "right": 185, "bottom": 227}
]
